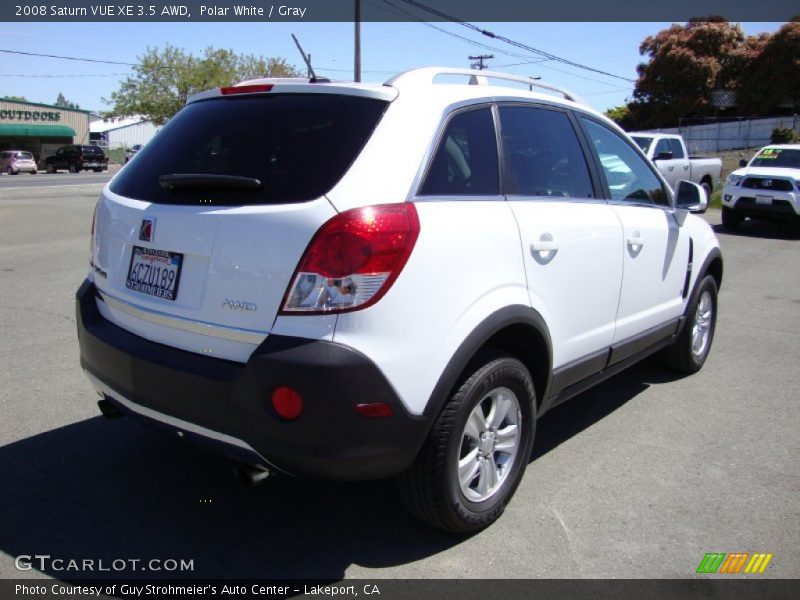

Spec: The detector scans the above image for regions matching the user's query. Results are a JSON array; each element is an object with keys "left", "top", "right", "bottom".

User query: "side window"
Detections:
[
  {"left": 669, "top": 138, "right": 685, "bottom": 159},
  {"left": 499, "top": 106, "right": 594, "bottom": 198},
  {"left": 419, "top": 108, "right": 499, "bottom": 196},
  {"left": 56, "top": 148, "right": 64, "bottom": 156},
  {"left": 581, "top": 118, "right": 668, "bottom": 207},
  {"left": 654, "top": 138, "right": 672, "bottom": 158}
]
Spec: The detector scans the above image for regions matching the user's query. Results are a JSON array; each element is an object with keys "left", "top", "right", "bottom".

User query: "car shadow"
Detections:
[
  {"left": 532, "top": 360, "right": 684, "bottom": 461},
  {"left": 711, "top": 221, "right": 800, "bottom": 240},
  {"left": 0, "top": 361, "right": 676, "bottom": 581}
]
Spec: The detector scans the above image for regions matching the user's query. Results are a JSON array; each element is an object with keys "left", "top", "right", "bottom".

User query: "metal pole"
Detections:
[{"left": 354, "top": 0, "right": 361, "bottom": 82}]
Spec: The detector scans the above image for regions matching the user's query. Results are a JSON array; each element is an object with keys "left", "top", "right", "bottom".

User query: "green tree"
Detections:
[
  {"left": 105, "top": 45, "right": 299, "bottom": 125},
  {"left": 2, "top": 95, "right": 28, "bottom": 102},
  {"left": 55, "top": 92, "right": 80, "bottom": 109},
  {"left": 736, "top": 19, "right": 800, "bottom": 114},
  {"left": 631, "top": 17, "right": 746, "bottom": 128},
  {"left": 604, "top": 105, "right": 633, "bottom": 129}
]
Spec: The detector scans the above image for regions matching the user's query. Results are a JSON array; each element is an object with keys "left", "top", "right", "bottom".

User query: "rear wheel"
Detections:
[
  {"left": 5, "top": 166, "right": 13, "bottom": 175},
  {"left": 721, "top": 206, "right": 742, "bottom": 230},
  {"left": 93, "top": 168, "right": 103, "bottom": 173},
  {"left": 399, "top": 353, "right": 536, "bottom": 532},
  {"left": 661, "top": 275, "right": 718, "bottom": 373},
  {"left": 68, "top": 163, "right": 79, "bottom": 173}
]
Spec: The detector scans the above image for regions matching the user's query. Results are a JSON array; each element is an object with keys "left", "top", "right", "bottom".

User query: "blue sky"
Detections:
[{"left": 0, "top": 21, "right": 784, "bottom": 114}]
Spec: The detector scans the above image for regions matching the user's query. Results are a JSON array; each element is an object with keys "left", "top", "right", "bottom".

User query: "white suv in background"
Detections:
[{"left": 77, "top": 68, "right": 722, "bottom": 532}]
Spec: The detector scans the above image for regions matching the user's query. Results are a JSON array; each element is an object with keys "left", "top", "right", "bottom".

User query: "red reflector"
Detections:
[
  {"left": 355, "top": 403, "right": 393, "bottom": 418},
  {"left": 271, "top": 386, "right": 303, "bottom": 420},
  {"left": 220, "top": 84, "right": 274, "bottom": 95}
]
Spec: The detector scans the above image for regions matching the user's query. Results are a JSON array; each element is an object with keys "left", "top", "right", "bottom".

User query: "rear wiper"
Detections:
[{"left": 158, "top": 174, "right": 262, "bottom": 191}]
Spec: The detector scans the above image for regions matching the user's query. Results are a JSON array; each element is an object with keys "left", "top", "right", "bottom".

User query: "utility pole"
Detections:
[
  {"left": 469, "top": 55, "right": 493, "bottom": 70},
  {"left": 354, "top": 0, "right": 361, "bottom": 82}
]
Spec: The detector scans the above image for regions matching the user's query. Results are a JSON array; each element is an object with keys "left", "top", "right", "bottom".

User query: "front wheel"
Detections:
[
  {"left": 68, "top": 163, "right": 78, "bottom": 173},
  {"left": 46, "top": 163, "right": 55, "bottom": 174},
  {"left": 661, "top": 275, "right": 718, "bottom": 373},
  {"left": 399, "top": 353, "right": 536, "bottom": 532}
]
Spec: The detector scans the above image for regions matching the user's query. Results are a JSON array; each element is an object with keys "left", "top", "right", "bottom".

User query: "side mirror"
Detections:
[
  {"left": 739, "top": 159, "right": 748, "bottom": 168},
  {"left": 676, "top": 180, "right": 708, "bottom": 214},
  {"left": 654, "top": 151, "right": 673, "bottom": 161}
]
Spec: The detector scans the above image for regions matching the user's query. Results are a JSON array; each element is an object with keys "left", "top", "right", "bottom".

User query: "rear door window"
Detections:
[
  {"left": 499, "top": 105, "right": 594, "bottom": 198},
  {"left": 110, "top": 94, "right": 388, "bottom": 205},
  {"left": 419, "top": 107, "right": 499, "bottom": 196}
]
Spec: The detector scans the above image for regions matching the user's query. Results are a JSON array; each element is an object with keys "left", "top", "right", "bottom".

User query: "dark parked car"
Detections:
[
  {"left": 45, "top": 145, "right": 109, "bottom": 173},
  {"left": 124, "top": 144, "right": 143, "bottom": 164}
]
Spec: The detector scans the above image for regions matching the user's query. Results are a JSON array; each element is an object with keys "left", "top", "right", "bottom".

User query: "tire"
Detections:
[
  {"left": 661, "top": 275, "right": 718, "bottom": 374},
  {"left": 93, "top": 168, "right": 102, "bottom": 173},
  {"left": 721, "top": 206, "right": 742, "bottom": 230},
  {"left": 68, "top": 163, "right": 79, "bottom": 173},
  {"left": 46, "top": 163, "right": 55, "bottom": 174},
  {"left": 398, "top": 353, "right": 536, "bottom": 533},
  {"left": 5, "top": 167, "right": 13, "bottom": 175}
]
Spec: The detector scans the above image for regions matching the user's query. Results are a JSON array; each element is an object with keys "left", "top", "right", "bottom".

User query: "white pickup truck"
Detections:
[{"left": 631, "top": 133, "right": 722, "bottom": 198}]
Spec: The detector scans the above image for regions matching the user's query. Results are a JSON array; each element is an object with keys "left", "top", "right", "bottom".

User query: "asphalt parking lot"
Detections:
[{"left": 0, "top": 178, "right": 798, "bottom": 580}]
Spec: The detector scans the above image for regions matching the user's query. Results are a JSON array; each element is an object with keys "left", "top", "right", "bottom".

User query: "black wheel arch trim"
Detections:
[
  {"left": 676, "top": 246, "right": 722, "bottom": 337},
  {"left": 696, "top": 246, "right": 723, "bottom": 291},
  {"left": 423, "top": 304, "right": 552, "bottom": 418}
]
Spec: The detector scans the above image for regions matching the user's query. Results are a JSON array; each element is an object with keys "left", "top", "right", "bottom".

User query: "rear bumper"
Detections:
[{"left": 76, "top": 279, "right": 432, "bottom": 480}]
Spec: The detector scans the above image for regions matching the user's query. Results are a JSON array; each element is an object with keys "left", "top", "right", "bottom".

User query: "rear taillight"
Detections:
[{"left": 280, "top": 203, "right": 420, "bottom": 315}]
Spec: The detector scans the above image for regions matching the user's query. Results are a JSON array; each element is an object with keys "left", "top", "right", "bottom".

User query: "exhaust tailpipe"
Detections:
[{"left": 98, "top": 397, "right": 124, "bottom": 419}]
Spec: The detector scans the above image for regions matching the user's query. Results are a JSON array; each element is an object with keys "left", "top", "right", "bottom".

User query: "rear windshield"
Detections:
[
  {"left": 15, "top": 152, "right": 33, "bottom": 159},
  {"left": 81, "top": 146, "right": 105, "bottom": 155},
  {"left": 630, "top": 136, "right": 654, "bottom": 154},
  {"left": 110, "top": 94, "right": 389, "bottom": 205}
]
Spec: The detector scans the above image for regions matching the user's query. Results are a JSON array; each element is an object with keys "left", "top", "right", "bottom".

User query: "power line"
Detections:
[
  {"left": 393, "top": 0, "right": 635, "bottom": 83},
  {"left": 0, "top": 48, "right": 136, "bottom": 67},
  {"left": 0, "top": 73, "right": 129, "bottom": 78}
]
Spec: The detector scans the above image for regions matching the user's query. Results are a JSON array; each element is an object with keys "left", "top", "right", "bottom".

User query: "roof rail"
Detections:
[{"left": 385, "top": 67, "right": 581, "bottom": 103}]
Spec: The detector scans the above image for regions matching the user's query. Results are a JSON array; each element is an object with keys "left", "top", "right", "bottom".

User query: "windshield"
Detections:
[
  {"left": 110, "top": 93, "right": 388, "bottom": 205},
  {"left": 749, "top": 148, "right": 800, "bottom": 169},
  {"left": 630, "top": 136, "right": 654, "bottom": 154}
]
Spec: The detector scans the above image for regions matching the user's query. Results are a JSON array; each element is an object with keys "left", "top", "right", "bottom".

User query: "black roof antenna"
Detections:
[{"left": 291, "top": 34, "right": 330, "bottom": 84}]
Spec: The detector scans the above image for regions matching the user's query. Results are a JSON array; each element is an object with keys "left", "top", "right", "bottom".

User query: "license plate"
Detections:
[
  {"left": 126, "top": 246, "right": 183, "bottom": 301},
  {"left": 85, "top": 162, "right": 99, "bottom": 167},
  {"left": 755, "top": 195, "right": 773, "bottom": 205}
]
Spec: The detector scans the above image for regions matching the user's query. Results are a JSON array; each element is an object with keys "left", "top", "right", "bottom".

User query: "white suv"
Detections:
[{"left": 77, "top": 68, "right": 722, "bottom": 532}]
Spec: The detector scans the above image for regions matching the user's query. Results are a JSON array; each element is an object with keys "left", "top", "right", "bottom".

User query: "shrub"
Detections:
[{"left": 770, "top": 127, "right": 800, "bottom": 144}]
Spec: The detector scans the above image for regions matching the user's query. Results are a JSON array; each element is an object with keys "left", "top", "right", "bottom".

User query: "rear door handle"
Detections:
[{"left": 668, "top": 166, "right": 675, "bottom": 172}]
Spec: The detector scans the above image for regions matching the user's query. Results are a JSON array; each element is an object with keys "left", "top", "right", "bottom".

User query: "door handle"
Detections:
[
  {"left": 626, "top": 232, "right": 644, "bottom": 257},
  {"left": 531, "top": 233, "right": 558, "bottom": 264},
  {"left": 683, "top": 165, "right": 689, "bottom": 170},
  {"left": 531, "top": 237, "right": 558, "bottom": 252},
  {"left": 668, "top": 166, "right": 674, "bottom": 171}
]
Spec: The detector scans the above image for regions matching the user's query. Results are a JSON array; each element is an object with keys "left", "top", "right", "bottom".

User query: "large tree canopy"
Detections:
[
  {"left": 607, "top": 17, "right": 800, "bottom": 129},
  {"left": 105, "top": 45, "right": 299, "bottom": 125}
]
